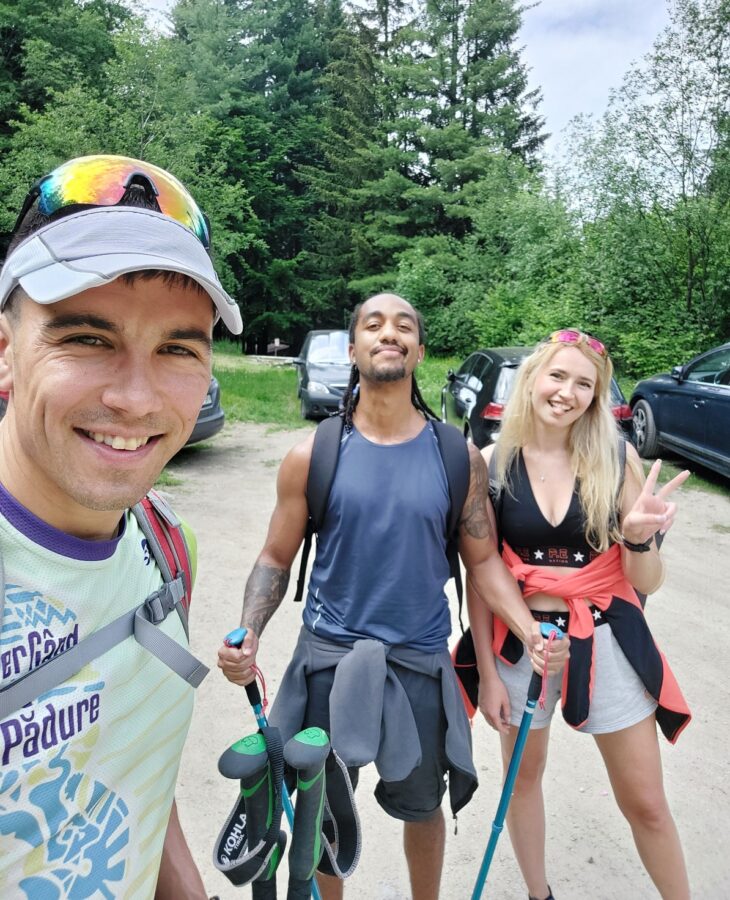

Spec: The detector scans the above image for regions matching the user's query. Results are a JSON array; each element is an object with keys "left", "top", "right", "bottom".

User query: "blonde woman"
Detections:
[{"left": 467, "top": 330, "right": 692, "bottom": 900}]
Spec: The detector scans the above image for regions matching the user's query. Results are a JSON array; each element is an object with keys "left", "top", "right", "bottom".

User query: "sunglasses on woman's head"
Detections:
[
  {"left": 13, "top": 155, "right": 211, "bottom": 249},
  {"left": 546, "top": 329, "right": 607, "bottom": 357}
]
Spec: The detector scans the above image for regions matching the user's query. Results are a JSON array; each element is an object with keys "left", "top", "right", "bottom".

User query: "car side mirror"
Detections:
[
  {"left": 446, "top": 369, "right": 456, "bottom": 382},
  {"left": 670, "top": 365, "right": 685, "bottom": 383}
]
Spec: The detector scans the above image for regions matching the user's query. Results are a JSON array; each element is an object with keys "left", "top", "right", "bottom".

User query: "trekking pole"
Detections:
[
  {"left": 471, "top": 623, "right": 564, "bottom": 900},
  {"left": 224, "top": 628, "right": 324, "bottom": 900}
]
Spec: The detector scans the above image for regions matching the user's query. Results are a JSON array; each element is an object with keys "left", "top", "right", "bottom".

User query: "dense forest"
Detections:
[{"left": 0, "top": 0, "right": 728, "bottom": 374}]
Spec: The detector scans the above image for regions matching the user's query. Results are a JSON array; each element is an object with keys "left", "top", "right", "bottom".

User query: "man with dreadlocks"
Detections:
[{"left": 218, "top": 293, "right": 567, "bottom": 899}]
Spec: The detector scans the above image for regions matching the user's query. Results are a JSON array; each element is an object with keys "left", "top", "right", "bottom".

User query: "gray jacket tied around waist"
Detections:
[{"left": 270, "top": 627, "right": 478, "bottom": 816}]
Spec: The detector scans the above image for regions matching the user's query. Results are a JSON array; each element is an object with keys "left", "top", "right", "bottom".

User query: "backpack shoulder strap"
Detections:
[
  {"left": 0, "top": 500, "right": 207, "bottom": 722},
  {"left": 617, "top": 434, "right": 627, "bottom": 499},
  {"left": 432, "top": 421, "right": 470, "bottom": 541},
  {"left": 133, "top": 491, "right": 194, "bottom": 628},
  {"left": 294, "top": 415, "right": 345, "bottom": 603},
  {"left": 487, "top": 449, "right": 503, "bottom": 550},
  {"left": 306, "top": 415, "right": 346, "bottom": 531},
  {"left": 432, "top": 421, "right": 470, "bottom": 632}
]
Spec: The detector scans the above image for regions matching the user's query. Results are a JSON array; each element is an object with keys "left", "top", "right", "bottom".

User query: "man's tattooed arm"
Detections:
[
  {"left": 241, "top": 562, "right": 291, "bottom": 636},
  {"left": 459, "top": 445, "right": 492, "bottom": 540}
]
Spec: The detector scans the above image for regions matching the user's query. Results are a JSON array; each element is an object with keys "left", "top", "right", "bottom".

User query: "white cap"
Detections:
[{"left": 0, "top": 205, "right": 243, "bottom": 334}]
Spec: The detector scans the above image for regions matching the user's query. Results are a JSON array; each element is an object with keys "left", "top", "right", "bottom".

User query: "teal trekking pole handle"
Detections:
[{"left": 224, "top": 628, "right": 324, "bottom": 900}]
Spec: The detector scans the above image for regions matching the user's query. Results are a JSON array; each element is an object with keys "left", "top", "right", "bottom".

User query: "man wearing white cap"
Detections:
[{"left": 0, "top": 155, "right": 242, "bottom": 899}]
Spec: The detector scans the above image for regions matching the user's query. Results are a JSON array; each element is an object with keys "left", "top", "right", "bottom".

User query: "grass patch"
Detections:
[
  {"left": 214, "top": 356, "right": 307, "bottom": 429},
  {"left": 155, "top": 469, "right": 183, "bottom": 487},
  {"left": 416, "top": 354, "right": 462, "bottom": 414},
  {"left": 645, "top": 457, "right": 730, "bottom": 497}
]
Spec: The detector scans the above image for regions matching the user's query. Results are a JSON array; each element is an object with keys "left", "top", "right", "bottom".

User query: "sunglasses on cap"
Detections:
[
  {"left": 13, "top": 155, "right": 211, "bottom": 250},
  {"left": 546, "top": 329, "right": 607, "bottom": 357}
]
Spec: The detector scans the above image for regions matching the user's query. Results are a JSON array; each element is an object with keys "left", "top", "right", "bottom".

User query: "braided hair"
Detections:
[{"left": 340, "top": 300, "right": 439, "bottom": 431}]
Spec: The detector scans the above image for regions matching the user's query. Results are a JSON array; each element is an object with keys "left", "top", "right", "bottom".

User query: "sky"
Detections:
[
  {"left": 518, "top": 0, "right": 670, "bottom": 153},
  {"left": 140, "top": 0, "right": 671, "bottom": 155}
]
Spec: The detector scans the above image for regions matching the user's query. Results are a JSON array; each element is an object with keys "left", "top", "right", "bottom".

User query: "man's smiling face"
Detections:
[
  {"left": 0, "top": 276, "right": 214, "bottom": 534},
  {"left": 350, "top": 294, "right": 424, "bottom": 384}
]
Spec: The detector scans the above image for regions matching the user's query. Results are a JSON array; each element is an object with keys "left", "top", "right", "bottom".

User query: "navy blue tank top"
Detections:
[
  {"left": 303, "top": 422, "right": 452, "bottom": 652},
  {"left": 498, "top": 453, "right": 600, "bottom": 568}
]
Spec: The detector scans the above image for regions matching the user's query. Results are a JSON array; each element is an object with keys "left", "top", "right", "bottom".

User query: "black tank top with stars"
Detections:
[{"left": 498, "top": 452, "right": 600, "bottom": 568}]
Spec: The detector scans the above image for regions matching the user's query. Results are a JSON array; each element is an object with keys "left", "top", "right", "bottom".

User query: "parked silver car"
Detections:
[{"left": 294, "top": 329, "right": 351, "bottom": 419}]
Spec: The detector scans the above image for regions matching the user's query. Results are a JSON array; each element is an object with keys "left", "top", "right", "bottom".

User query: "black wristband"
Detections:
[{"left": 621, "top": 534, "right": 653, "bottom": 552}]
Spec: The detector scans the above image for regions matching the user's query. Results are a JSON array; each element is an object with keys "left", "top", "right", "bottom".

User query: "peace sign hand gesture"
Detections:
[{"left": 621, "top": 459, "right": 690, "bottom": 546}]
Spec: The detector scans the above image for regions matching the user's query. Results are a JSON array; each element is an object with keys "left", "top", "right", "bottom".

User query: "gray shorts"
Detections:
[
  {"left": 304, "top": 665, "right": 448, "bottom": 822},
  {"left": 496, "top": 621, "right": 657, "bottom": 733}
]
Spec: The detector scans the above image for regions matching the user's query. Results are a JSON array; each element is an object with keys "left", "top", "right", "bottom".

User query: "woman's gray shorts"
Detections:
[{"left": 496, "top": 621, "right": 657, "bottom": 733}]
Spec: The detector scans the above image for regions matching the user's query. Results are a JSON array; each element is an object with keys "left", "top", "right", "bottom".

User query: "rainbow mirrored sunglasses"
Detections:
[
  {"left": 12, "top": 155, "right": 211, "bottom": 250},
  {"left": 546, "top": 329, "right": 607, "bottom": 357}
]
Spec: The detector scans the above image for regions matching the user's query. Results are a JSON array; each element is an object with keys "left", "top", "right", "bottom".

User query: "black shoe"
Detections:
[{"left": 529, "top": 888, "right": 554, "bottom": 900}]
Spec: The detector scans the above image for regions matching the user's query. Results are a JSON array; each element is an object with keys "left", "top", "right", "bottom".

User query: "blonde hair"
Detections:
[{"left": 494, "top": 337, "right": 628, "bottom": 552}]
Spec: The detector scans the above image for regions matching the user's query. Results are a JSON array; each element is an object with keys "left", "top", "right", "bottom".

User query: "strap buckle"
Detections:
[{"left": 144, "top": 576, "right": 185, "bottom": 624}]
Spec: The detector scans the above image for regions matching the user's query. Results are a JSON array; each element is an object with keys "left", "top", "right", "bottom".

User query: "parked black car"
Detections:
[
  {"left": 294, "top": 329, "right": 351, "bottom": 419},
  {"left": 441, "top": 346, "right": 633, "bottom": 448},
  {"left": 0, "top": 376, "right": 225, "bottom": 447},
  {"left": 630, "top": 342, "right": 730, "bottom": 478}
]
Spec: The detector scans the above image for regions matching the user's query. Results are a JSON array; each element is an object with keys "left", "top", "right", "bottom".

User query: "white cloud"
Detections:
[{"left": 519, "top": 0, "right": 670, "bottom": 152}]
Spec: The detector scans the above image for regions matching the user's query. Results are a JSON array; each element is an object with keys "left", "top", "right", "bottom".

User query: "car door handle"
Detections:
[{"left": 693, "top": 399, "right": 706, "bottom": 407}]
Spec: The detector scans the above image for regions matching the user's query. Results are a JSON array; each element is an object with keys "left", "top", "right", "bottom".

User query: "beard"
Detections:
[{"left": 371, "top": 362, "right": 407, "bottom": 382}]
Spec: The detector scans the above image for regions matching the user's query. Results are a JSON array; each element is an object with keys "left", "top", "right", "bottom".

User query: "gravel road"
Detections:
[{"left": 164, "top": 421, "right": 730, "bottom": 899}]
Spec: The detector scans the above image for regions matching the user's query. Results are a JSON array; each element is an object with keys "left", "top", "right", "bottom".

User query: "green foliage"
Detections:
[{"left": 0, "top": 0, "right": 728, "bottom": 376}]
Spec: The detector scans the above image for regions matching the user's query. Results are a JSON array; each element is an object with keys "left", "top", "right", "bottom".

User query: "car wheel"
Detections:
[
  {"left": 632, "top": 400, "right": 659, "bottom": 458},
  {"left": 300, "top": 396, "right": 311, "bottom": 420}
]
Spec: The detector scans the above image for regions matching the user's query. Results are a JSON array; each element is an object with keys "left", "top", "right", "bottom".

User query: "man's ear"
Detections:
[{"left": 0, "top": 316, "right": 15, "bottom": 393}]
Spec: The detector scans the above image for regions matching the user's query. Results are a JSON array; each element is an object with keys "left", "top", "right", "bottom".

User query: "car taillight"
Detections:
[
  {"left": 612, "top": 403, "right": 632, "bottom": 420},
  {"left": 480, "top": 402, "right": 504, "bottom": 421}
]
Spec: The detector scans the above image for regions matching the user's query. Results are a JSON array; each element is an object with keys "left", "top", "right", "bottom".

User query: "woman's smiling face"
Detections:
[{"left": 531, "top": 345, "right": 598, "bottom": 430}]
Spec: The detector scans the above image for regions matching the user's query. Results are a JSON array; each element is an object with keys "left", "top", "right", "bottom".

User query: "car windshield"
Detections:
[
  {"left": 307, "top": 332, "right": 349, "bottom": 364},
  {"left": 494, "top": 367, "right": 517, "bottom": 403}
]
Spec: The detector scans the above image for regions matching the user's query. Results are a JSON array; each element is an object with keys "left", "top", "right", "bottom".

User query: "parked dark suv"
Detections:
[
  {"left": 294, "top": 329, "right": 351, "bottom": 419},
  {"left": 441, "top": 346, "right": 633, "bottom": 448},
  {"left": 630, "top": 342, "right": 730, "bottom": 478}
]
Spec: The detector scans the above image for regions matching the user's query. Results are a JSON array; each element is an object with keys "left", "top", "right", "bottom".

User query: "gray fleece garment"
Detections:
[{"left": 269, "top": 627, "right": 478, "bottom": 816}]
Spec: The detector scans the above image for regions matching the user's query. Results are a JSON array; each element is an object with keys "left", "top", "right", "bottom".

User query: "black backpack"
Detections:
[{"left": 293, "top": 415, "right": 471, "bottom": 626}]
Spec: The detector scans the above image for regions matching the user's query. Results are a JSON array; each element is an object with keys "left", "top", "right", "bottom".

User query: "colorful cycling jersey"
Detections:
[
  {"left": 498, "top": 452, "right": 604, "bottom": 567},
  {"left": 0, "top": 483, "right": 194, "bottom": 899}
]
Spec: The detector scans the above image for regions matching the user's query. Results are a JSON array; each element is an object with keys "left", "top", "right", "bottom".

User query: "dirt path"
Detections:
[{"left": 165, "top": 422, "right": 730, "bottom": 899}]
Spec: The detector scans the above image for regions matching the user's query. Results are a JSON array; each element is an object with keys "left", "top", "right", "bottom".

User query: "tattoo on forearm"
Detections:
[
  {"left": 241, "top": 563, "right": 290, "bottom": 636},
  {"left": 460, "top": 452, "right": 491, "bottom": 539}
]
